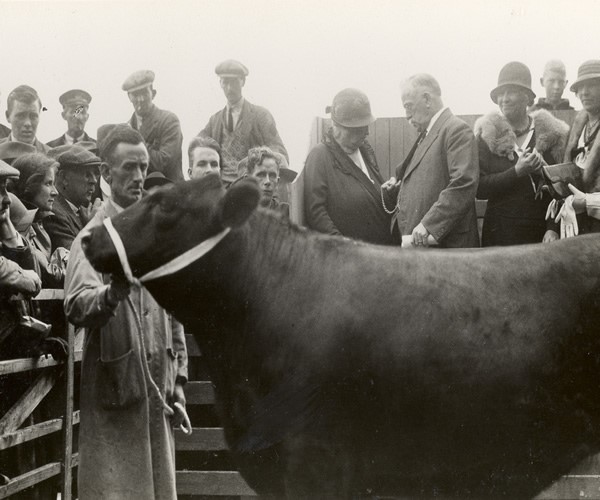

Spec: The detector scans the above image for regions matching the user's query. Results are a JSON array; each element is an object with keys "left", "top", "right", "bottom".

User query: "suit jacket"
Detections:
[
  {"left": 43, "top": 193, "right": 86, "bottom": 250},
  {"left": 46, "top": 132, "right": 96, "bottom": 148},
  {"left": 0, "top": 124, "right": 10, "bottom": 140},
  {"left": 130, "top": 104, "right": 183, "bottom": 181},
  {"left": 0, "top": 136, "right": 50, "bottom": 154},
  {"left": 200, "top": 99, "right": 288, "bottom": 182},
  {"left": 395, "top": 108, "right": 480, "bottom": 248}
]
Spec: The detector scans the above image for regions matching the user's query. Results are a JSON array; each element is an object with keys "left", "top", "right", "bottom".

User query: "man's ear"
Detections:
[
  {"left": 218, "top": 178, "right": 260, "bottom": 228},
  {"left": 240, "top": 77, "right": 246, "bottom": 88},
  {"left": 5, "top": 110, "right": 9, "bottom": 123},
  {"left": 540, "top": 77, "right": 545, "bottom": 87},
  {"left": 61, "top": 109, "right": 67, "bottom": 121},
  {"left": 152, "top": 89, "right": 157, "bottom": 99},
  {"left": 101, "top": 162, "right": 112, "bottom": 185}
]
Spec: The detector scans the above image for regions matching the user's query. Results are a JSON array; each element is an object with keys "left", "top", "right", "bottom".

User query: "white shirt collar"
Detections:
[
  {"left": 65, "top": 132, "right": 85, "bottom": 145},
  {"left": 227, "top": 97, "right": 244, "bottom": 113},
  {"left": 426, "top": 107, "right": 448, "bottom": 135},
  {"left": 8, "top": 134, "right": 36, "bottom": 145}
]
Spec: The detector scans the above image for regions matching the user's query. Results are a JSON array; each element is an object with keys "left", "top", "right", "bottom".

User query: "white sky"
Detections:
[{"left": 0, "top": 0, "right": 597, "bottom": 173}]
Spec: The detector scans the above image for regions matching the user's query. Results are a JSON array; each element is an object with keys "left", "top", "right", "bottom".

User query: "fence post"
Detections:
[{"left": 60, "top": 323, "right": 75, "bottom": 500}]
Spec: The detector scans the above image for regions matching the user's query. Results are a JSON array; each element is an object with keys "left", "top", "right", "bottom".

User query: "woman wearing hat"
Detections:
[
  {"left": 303, "top": 88, "right": 396, "bottom": 245},
  {"left": 475, "top": 61, "right": 569, "bottom": 246},
  {"left": 558, "top": 60, "right": 600, "bottom": 234},
  {"left": 11, "top": 153, "right": 66, "bottom": 286}
]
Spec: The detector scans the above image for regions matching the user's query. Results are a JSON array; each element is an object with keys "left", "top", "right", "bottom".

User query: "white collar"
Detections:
[
  {"left": 227, "top": 97, "right": 244, "bottom": 113},
  {"left": 426, "top": 107, "right": 448, "bottom": 135}
]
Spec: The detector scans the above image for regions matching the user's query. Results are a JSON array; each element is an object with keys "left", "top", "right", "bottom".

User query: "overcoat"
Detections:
[
  {"left": 199, "top": 99, "right": 288, "bottom": 183},
  {"left": 129, "top": 105, "right": 184, "bottom": 182},
  {"left": 394, "top": 108, "right": 480, "bottom": 248},
  {"left": 64, "top": 201, "right": 188, "bottom": 499}
]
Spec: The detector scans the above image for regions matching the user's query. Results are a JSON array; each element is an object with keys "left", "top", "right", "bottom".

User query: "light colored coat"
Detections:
[{"left": 64, "top": 200, "right": 187, "bottom": 499}]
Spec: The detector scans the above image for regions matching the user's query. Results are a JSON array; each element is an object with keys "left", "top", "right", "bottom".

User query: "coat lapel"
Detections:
[
  {"left": 403, "top": 108, "right": 451, "bottom": 180},
  {"left": 236, "top": 100, "right": 254, "bottom": 139}
]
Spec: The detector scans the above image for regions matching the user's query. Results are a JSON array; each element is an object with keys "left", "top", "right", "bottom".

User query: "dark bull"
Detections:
[{"left": 82, "top": 173, "right": 600, "bottom": 499}]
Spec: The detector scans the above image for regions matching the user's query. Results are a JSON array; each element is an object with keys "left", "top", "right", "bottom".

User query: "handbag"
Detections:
[{"left": 542, "top": 162, "right": 584, "bottom": 200}]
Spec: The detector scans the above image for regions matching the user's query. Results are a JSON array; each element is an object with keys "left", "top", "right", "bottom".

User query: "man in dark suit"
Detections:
[
  {"left": 199, "top": 59, "right": 288, "bottom": 185},
  {"left": 0, "top": 85, "right": 50, "bottom": 154},
  {"left": 44, "top": 145, "right": 101, "bottom": 250},
  {"left": 382, "top": 74, "right": 479, "bottom": 248},
  {"left": 122, "top": 70, "right": 183, "bottom": 182},
  {"left": 47, "top": 89, "right": 96, "bottom": 148}
]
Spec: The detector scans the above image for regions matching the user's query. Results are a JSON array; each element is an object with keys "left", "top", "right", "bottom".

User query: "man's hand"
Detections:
[
  {"left": 411, "top": 223, "right": 431, "bottom": 247},
  {"left": 106, "top": 274, "right": 131, "bottom": 306},
  {"left": 542, "top": 229, "right": 559, "bottom": 243},
  {"left": 381, "top": 176, "right": 400, "bottom": 194},
  {"left": 515, "top": 148, "right": 543, "bottom": 177},
  {"left": 171, "top": 383, "right": 191, "bottom": 434},
  {"left": 20, "top": 269, "right": 42, "bottom": 296}
]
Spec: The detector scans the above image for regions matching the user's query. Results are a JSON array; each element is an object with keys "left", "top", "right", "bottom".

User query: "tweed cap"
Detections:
[
  {"left": 570, "top": 60, "right": 600, "bottom": 92},
  {"left": 330, "top": 88, "right": 375, "bottom": 128},
  {"left": 59, "top": 89, "right": 91, "bottom": 108},
  {"left": 490, "top": 61, "right": 536, "bottom": 103},
  {"left": 8, "top": 192, "right": 35, "bottom": 232},
  {"left": 215, "top": 60, "right": 249, "bottom": 78},
  {"left": 52, "top": 145, "right": 101, "bottom": 170},
  {"left": 144, "top": 171, "right": 173, "bottom": 191},
  {"left": 122, "top": 70, "right": 155, "bottom": 92},
  {"left": 0, "top": 141, "right": 37, "bottom": 165},
  {"left": 0, "top": 159, "right": 20, "bottom": 178}
]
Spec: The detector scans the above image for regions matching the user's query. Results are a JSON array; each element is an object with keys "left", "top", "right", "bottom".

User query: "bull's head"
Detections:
[{"left": 82, "top": 174, "right": 260, "bottom": 279}]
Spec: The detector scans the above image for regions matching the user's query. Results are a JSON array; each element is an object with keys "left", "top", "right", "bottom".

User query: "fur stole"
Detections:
[
  {"left": 474, "top": 109, "right": 569, "bottom": 164},
  {"left": 562, "top": 110, "right": 600, "bottom": 192}
]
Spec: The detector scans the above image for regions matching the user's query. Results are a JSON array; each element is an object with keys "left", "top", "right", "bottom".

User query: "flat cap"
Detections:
[
  {"left": 144, "top": 171, "right": 173, "bottom": 191},
  {"left": 0, "top": 159, "right": 20, "bottom": 178},
  {"left": 52, "top": 145, "right": 101, "bottom": 170},
  {"left": 59, "top": 89, "right": 91, "bottom": 107},
  {"left": 0, "top": 141, "right": 37, "bottom": 165},
  {"left": 215, "top": 59, "right": 249, "bottom": 78},
  {"left": 122, "top": 70, "right": 155, "bottom": 92}
]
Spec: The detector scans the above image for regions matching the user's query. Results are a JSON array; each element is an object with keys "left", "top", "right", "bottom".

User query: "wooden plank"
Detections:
[
  {"left": 185, "top": 334, "right": 201, "bottom": 357},
  {"left": 0, "top": 350, "right": 82, "bottom": 376},
  {"left": 0, "top": 370, "right": 57, "bottom": 435},
  {"left": 175, "top": 427, "right": 227, "bottom": 451},
  {"left": 371, "top": 118, "right": 391, "bottom": 179},
  {"left": 61, "top": 317, "right": 76, "bottom": 500},
  {"left": 176, "top": 471, "right": 256, "bottom": 496},
  {"left": 389, "top": 118, "right": 405, "bottom": 175},
  {"left": 0, "top": 462, "right": 61, "bottom": 499},
  {"left": 0, "top": 411, "right": 79, "bottom": 450},
  {"left": 185, "top": 380, "right": 216, "bottom": 405}
]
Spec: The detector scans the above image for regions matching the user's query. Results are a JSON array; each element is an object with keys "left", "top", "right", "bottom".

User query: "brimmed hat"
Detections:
[
  {"left": 8, "top": 193, "right": 36, "bottom": 233},
  {"left": 490, "top": 61, "right": 536, "bottom": 103},
  {"left": 570, "top": 60, "right": 600, "bottom": 92},
  {"left": 215, "top": 60, "right": 248, "bottom": 78},
  {"left": 0, "top": 159, "right": 19, "bottom": 179},
  {"left": 0, "top": 141, "right": 37, "bottom": 165},
  {"left": 122, "top": 70, "right": 155, "bottom": 92},
  {"left": 329, "top": 88, "right": 375, "bottom": 128},
  {"left": 144, "top": 171, "right": 173, "bottom": 191},
  {"left": 59, "top": 89, "right": 91, "bottom": 108}
]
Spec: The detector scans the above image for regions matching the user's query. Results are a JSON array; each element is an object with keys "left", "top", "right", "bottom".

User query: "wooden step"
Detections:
[
  {"left": 185, "top": 380, "right": 215, "bottom": 405},
  {"left": 176, "top": 470, "right": 256, "bottom": 496},
  {"left": 175, "top": 427, "right": 227, "bottom": 451}
]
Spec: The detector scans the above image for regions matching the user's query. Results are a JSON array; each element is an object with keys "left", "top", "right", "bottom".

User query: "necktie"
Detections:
[
  {"left": 227, "top": 108, "right": 234, "bottom": 133},
  {"left": 395, "top": 129, "right": 427, "bottom": 180}
]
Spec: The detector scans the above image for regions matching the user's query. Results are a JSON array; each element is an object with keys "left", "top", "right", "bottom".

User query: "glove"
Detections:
[
  {"left": 545, "top": 199, "right": 560, "bottom": 220},
  {"left": 555, "top": 195, "right": 579, "bottom": 239}
]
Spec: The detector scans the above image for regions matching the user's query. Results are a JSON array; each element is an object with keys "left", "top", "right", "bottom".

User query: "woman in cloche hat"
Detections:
[
  {"left": 475, "top": 61, "right": 569, "bottom": 246},
  {"left": 559, "top": 60, "right": 600, "bottom": 235}
]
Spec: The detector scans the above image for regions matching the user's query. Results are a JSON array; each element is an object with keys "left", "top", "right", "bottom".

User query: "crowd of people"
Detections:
[{"left": 0, "top": 56, "right": 599, "bottom": 498}]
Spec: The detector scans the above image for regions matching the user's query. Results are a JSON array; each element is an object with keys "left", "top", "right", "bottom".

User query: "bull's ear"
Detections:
[{"left": 218, "top": 178, "right": 260, "bottom": 228}]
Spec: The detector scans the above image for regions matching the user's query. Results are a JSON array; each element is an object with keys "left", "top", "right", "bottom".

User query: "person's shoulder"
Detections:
[
  {"left": 153, "top": 106, "right": 181, "bottom": 124},
  {"left": 245, "top": 100, "right": 274, "bottom": 119}
]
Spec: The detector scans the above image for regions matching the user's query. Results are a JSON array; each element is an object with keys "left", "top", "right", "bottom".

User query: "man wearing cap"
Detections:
[
  {"left": 47, "top": 89, "right": 96, "bottom": 148},
  {"left": 122, "top": 70, "right": 183, "bottom": 182},
  {"left": 557, "top": 60, "right": 600, "bottom": 235},
  {"left": 304, "top": 88, "right": 395, "bottom": 245},
  {"left": 44, "top": 145, "right": 101, "bottom": 250},
  {"left": 199, "top": 59, "right": 288, "bottom": 185},
  {"left": 382, "top": 74, "right": 479, "bottom": 248},
  {"left": 0, "top": 85, "right": 50, "bottom": 154}
]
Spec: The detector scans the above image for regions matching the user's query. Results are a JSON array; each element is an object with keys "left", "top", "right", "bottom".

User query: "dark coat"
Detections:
[
  {"left": 43, "top": 193, "right": 86, "bottom": 251},
  {"left": 394, "top": 108, "right": 480, "bottom": 248},
  {"left": 303, "top": 131, "right": 395, "bottom": 245},
  {"left": 530, "top": 98, "right": 574, "bottom": 111},
  {"left": 46, "top": 132, "right": 96, "bottom": 148},
  {"left": 130, "top": 104, "right": 184, "bottom": 182},
  {"left": 200, "top": 99, "right": 288, "bottom": 183},
  {"left": 476, "top": 109, "right": 569, "bottom": 246}
]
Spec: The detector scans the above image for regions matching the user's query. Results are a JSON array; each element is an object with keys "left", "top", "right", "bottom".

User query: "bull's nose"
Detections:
[{"left": 80, "top": 230, "right": 92, "bottom": 254}]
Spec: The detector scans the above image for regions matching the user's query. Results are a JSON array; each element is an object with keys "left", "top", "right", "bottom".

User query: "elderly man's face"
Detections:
[
  {"left": 401, "top": 86, "right": 431, "bottom": 131},
  {"left": 60, "top": 165, "right": 99, "bottom": 207},
  {"left": 7, "top": 100, "right": 40, "bottom": 145},
  {"left": 541, "top": 70, "right": 567, "bottom": 104},
  {"left": 576, "top": 80, "right": 600, "bottom": 116},
  {"left": 128, "top": 86, "right": 154, "bottom": 117},
  {"left": 104, "top": 142, "right": 149, "bottom": 208},
  {"left": 189, "top": 147, "right": 220, "bottom": 179},
  {"left": 220, "top": 77, "right": 244, "bottom": 105},
  {"left": 62, "top": 104, "right": 89, "bottom": 138}
]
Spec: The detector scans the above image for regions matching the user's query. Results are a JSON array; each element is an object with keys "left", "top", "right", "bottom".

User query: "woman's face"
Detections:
[
  {"left": 31, "top": 168, "right": 57, "bottom": 211},
  {"left": 576, "top": 80, "right": 600, "bottom": 116},
  {"left": 497, "top": 86, "right": 530, "bottom": 122}
]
